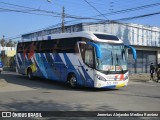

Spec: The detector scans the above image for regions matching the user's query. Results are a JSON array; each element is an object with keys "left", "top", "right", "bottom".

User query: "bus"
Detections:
[{"left": 16, "top": 31, "right": 136, "bottom": 89}]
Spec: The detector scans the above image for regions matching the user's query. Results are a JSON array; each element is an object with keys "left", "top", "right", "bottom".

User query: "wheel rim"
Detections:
[
  {"left": 70, "top": 75, "right": 77, "bottom": 88},
  {"left": 28, "top": 70, "right": 32, "bottom": 79},
  {"left": 28, "top": 72, "right": 31, "bottom": 79}
]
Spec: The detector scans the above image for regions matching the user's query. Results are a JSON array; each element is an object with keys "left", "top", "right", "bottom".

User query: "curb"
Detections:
[{"left": 0, "top": 79, "right": 8, "bottom": 88}]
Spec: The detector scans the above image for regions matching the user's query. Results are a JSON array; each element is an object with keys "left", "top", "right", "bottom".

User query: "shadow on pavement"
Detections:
[
  {"left": 0, "top": 71, "right": 119, "bottom": 92},
  {"left": 1, "top": 98, "right": 157, "bottom": 120}
]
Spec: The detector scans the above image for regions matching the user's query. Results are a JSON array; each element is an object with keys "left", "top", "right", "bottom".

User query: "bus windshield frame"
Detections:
[{"left": 94, "top": 42, "right": 128, "bottom": 74}]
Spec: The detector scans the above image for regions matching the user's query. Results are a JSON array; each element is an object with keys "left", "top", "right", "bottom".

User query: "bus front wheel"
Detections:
[
  {"left": 27, "top": 68, "right": 33, "bottom": 80},
  {"left": 68, "top": 74, "right": 77, "bottom": 88}
]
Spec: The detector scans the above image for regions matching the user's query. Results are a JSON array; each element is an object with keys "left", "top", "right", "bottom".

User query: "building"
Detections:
[
  {"left": 0, "top": 46, "right": 16, "bottom": 67},
  {"left": 0, "top": 46, "right": 16, "bottom": 57},
  {"left": 22, "top": 21, "right": 160, "bottom": 74}
]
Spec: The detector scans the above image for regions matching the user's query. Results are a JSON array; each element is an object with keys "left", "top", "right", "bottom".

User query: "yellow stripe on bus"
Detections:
[
  {"left": 116, "top": 83, "right": 125, "bottom": 89},
  {"left": 30, "top": 64, "right": 37, "bottom": 73}
]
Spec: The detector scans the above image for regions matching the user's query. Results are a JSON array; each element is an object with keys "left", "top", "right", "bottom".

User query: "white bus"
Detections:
[{"left": 16, "top": 31, "right": 136, "bottom": 89}]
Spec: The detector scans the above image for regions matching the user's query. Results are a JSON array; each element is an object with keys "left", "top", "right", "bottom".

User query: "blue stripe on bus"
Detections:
[
  {"left": 77, "top": 69, "right": 86, "bottom": 85},
  {"left": 36, "top": 53, "right": 48, "bottom": 79},
  {"left": 53, "top": 53, "right": 63, "bottom": 63},
  {"left": 101, "top": 85, "right": 116, "bottom": 89},
  {"left": 63, "top": 53, "right": 83, "bottom": 85},
  {"left": 45, "top": 53, "right": 59, "bottom": 79},
  {"left": 78, "top": 61, "right": 94, "bottom": 87},
  {"left": 18, "top": 54, "right": 23, "bottom": 66}
]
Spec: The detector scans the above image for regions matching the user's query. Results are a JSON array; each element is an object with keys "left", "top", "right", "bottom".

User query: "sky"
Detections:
[{"left": 0, "top": 0, "right": 160, "bottom": 41}]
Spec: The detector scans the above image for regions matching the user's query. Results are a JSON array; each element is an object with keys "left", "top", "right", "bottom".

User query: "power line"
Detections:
[
  {"left": 0, "top": 7, "right": 61, "bottom": 17},
  {"left": 94, "top": 2, "right": 160, "bottom": 17},
  {"left": 0, "top": 1, "right": 37, "bottom": 10},
  {"left": 83, "top": 0, "right": 109, "bottom": 20},
  {"left": 2, "top": 1, "right": 159, "bottom": 23},
  {"left": 116, "top": 11, "right": 160, "bottom": 21},
  {"left": 5, "top": 23, "right": 62, "bottom": 40},
  {"left": 54, "top": 0, "right": 159, "bottom": 17},
  {"left": 0, "top": 7, "right": 105, "bottom": 21},
  {"left": 3, "top": 1, "right": 160, "bottom": 40},
  {"left": 0, "top": 1, "right": 62, "bottom": 15},
  {"left": 0, "top": 1, "right": 106, "bottom": 21},
  {"left": 89, "top": 0, "right": 158, "bottom": 9},
  {"left": 81, "top": 0, "right": 160, "bottom": 40},
  {"left": 6, "top": 18, "right": 160, "bottom": 41}
]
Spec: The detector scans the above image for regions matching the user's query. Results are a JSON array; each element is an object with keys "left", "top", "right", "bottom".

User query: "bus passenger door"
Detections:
[
  {"left": 18, "top": 54, "right": 26, "bottom": 75},
  {"left": 78, "top": 42, "right": 94, "bottom": 87},
  {"left": 59, "top": 61, "right": 67, "bottom": 81}
]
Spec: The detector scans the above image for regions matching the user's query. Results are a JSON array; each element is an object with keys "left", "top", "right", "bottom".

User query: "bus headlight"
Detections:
[{"left": 95, "top": 74, "right": 107, "bottom": 81}]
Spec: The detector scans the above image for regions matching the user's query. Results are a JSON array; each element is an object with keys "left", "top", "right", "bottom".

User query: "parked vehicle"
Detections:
[{"left": 0, "top": 61, "right": 3, "bottom": 73}]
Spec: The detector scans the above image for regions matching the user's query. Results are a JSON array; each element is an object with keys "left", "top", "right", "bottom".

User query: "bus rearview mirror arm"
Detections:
[
  {"left": 125, "top": 45, "right": 137, "bottom": 60},
  {"left": 87, "top": 42, "right": 102, "bottom": 59},
  {"left": 78, "top": 41, "right": 102, "bottom": 58}
]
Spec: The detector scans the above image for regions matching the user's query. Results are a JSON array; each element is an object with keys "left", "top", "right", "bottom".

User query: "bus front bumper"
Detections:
[{"left": 95, "top": 79, "right": 129, "bottom": 89}]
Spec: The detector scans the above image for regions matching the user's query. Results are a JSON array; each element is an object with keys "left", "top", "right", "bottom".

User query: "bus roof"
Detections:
[{"left": 21, "top": 31, "right": 123, "bottom": 44}]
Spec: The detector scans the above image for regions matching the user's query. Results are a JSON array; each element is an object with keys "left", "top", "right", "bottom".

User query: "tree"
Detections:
[
  {"left": 13, "top": 41, "right": 17, "bottom": 47},
  {"left": 0, "top": 35, "right": 6, "bottom": 47},
  {"left": 6, "top": 39, "right": 13, "bottom": 47}
]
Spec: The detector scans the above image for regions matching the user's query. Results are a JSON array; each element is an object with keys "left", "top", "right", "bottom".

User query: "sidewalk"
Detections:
[
  {"left": 0, "top": 79, "right": 8, "bottom": 88},
  {"left": 129, "top": 73, "right": 158, "bottom": 83}
]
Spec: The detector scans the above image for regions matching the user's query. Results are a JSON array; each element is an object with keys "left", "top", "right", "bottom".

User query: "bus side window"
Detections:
[
  {"left": 35, "top": 41, "right": 41, "bottom": 52},
  {"left": 40, "top": 40, "right": 57, "bottom": 53},
  {"left": 79, "top": 44, "right": 85, "bottom": 62},
  {"left": 85, "top": 49, "right": 93, "bottom": 67},
  {"left": 79, "top": 44, "right": 94, "bottom": 68},
  {"left": 17, "top": 43, "right": 24, "bottom": 53},
  {"left": 74, "top": 44, "right": 79, "bottom": 53}
]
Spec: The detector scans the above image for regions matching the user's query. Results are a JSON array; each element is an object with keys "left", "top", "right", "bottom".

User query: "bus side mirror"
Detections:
[
  {"left": 125, "top": 45, "right": 136, "bottom": 60},
  {"left": 87, "top": 42, "right": 102, "bottom": 59}
]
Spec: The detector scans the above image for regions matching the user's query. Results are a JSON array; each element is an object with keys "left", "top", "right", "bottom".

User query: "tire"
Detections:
[
  {"left": 68, "top": 74, "right": 77, "bottom": 88},
  {"left": 27, "top": 68, "right": 33, "bottom": 80}
]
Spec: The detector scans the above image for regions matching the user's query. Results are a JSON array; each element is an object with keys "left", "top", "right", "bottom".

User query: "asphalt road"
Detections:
[{"left": 0, "top": 71, "right": 160, "bottom": 119}]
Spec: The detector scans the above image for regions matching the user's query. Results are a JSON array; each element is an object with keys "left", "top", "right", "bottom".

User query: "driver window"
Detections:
[{"left": 79, "top": 44, "right": 94, "bottom": 68}]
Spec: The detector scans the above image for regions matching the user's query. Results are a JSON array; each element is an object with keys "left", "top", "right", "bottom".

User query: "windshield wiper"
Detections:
[
  {"left": 116, "top": 53, "right": 119, "bottom": 65},
  {"left": 116, "top": 53, "right": 124, "bottom": 73},
  {"left": 111, "top": 51, "right": 113, "bottom": 65}
]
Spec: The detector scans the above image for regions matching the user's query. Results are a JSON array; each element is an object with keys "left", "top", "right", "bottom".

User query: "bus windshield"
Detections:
[{"left": 95, "top": 42, "right": 127, "bottom": 72}]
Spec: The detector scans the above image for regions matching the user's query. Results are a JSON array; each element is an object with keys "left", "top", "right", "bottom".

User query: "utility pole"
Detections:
[
  {"left": 47, "top": 0, "right": 65, "bottom": 33},
  {"left": 62, "top": 6, "right": 65, "bottom": 33}
]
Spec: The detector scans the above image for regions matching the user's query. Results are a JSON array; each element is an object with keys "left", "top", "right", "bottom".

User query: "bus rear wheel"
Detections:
[
  {"left": 68, "top": 74, "right": 77, "bottom": 88},
  {"left": 27, "top": 68, "right": 33, "bottom": 80}
]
